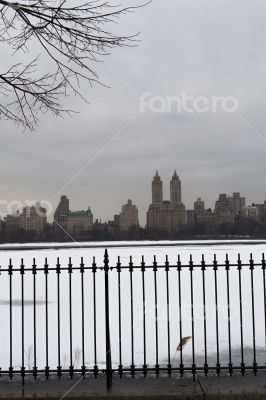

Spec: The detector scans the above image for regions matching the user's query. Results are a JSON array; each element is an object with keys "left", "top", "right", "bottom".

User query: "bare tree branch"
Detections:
[{"left": 0, "top": 0, "right": 149, "bottom": 130}]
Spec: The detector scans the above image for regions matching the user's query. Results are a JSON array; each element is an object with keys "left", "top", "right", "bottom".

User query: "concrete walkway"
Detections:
[{"left": 0, "top": 372, "right": 266, "bottom": 399}]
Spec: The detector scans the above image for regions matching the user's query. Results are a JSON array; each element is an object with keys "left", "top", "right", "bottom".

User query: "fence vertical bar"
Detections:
[
  {"left": 262, "top": 254, "right": 266, "bottom": 351},
  {"left": 44, "top": 258, "right": 49, "bottom": 379},
  {"left": 189, "top": 255, "right": 196, "bottom": 381},
  {"left": 32, "top": 258, "right": 37, "bottom": 379},
  {"left": 56, "top": 257, "right": 62, "bottom": 379},
  {"left": 250, "top": 254, "right": 257, "bottom": 375},
  {"left": 201, "top": 255, "right": 208, "bottom": 376},
  {"left": 20, "top": 259, "right": 25, "bottom": 384},
  {"left": 177, "top": 255, "right": 184, "bottom": 377},
  {"left": 153, "top": 255, "right": 159, "bottom": 376},
  {"left": 116, "top": 257, "right": 123, "bottom": 377},
  {"left": 213, "top": 254, "right": 220, "bottom": 376},
  {"left": 9, "top": 259, "right": 13, "bottom": 380},
  {"left": 68, "top": 257, "right": 73, "bottom": 378},
  {"left": 129, "top": 256, "right": 135, "bottom": 377},
  {"left": 225, "top": 254, "right": 233, "bottom": 376},
  {"left": 237, "top": 254, "right": 245, "bottom": 376},
  {"left": 80, "top": 257, "right": 86, "bottom": 377},
  {"left": 92, "top": 257, "right": 98, "bottom": 378},
  {"left": 141, "top": 255, "right": 147, "bottom": 377},
  {"left": 165, "top": 255, "right": 171, "bottom": 377},
  {"left": 104, "top": 250, "right": 112, "bottom": 391}
]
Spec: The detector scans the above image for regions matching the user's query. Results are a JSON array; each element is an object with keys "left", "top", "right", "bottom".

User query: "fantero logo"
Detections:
[{"left": 139, "top": 92, "right": 239, "bottom": 114}]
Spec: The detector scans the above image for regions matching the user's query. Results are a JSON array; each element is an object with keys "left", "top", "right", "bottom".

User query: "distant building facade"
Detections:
[
  {"left": 54, "top": 195, "right": 70, "bottom": 222},
  {"left": 147, "top": 171, "right": 186, "bottom": 233},
  {"left": 119, "top": 200, "right": 139, "bottom": 232},
  {"left": 214, "top": 194, "right": 233, "bottom": 224},
  {"left": 6, "top": 202, "right": 47, "bottom": 233},
  {"left": 54, "top": 195, "right": 93, "bottom": 236},
  {"left": 21, "top": 203, "right": 47, "bottom": 232},
  {"left": 196, "top": 208, "right": 215, "bottom": 224},
  {"left": 254, "top": 201, "right": 266, "bottom": 222},
  {"left": 0, "top": 219, "right": 4, "bottom": 233},
  {"left": 5, "top": 213, "right": 20, "bottom": 233},
  {"left": 194, "top": 198, "right": 205, "bottom": 214},
  {"left": 186, "top": 210, "right": 196, "bottom": 225},
  {"left": 192, "top": 197, "right": 214, "bottom": 224},
  {"left": 228, "top": 192, "right": 246, "bottom": 221},
  {"left": 241, "top": 204, "right": 259, "bottom": 221},
  {"left": 65, "top": 210, "right": 93, "bottom": 235}
]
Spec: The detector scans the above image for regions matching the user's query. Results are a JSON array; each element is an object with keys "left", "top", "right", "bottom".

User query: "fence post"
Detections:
[{"left": 104, "top": 249, "right": 112, "bottom": 391}]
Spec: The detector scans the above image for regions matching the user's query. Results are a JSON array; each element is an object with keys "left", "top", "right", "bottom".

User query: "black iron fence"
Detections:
[{"left": 0, "top": 250, "right": 266, "bottom": 389}]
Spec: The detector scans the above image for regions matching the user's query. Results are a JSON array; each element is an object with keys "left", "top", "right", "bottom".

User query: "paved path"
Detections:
[{"left": 0, "top": 373, "right": 266, "bottom": 399}]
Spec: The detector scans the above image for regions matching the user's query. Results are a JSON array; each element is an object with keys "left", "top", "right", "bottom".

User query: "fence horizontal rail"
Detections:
[{"left": 0, "top": 250, "right": 265, "bottom": 389}]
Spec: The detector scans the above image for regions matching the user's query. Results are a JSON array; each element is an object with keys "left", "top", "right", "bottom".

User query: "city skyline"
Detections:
[
  {"left": 0, "top": 170, "right": 265, "bottom": 227},
  {"left": 1, "top": 170, "right": 266, "bottom": 243}
]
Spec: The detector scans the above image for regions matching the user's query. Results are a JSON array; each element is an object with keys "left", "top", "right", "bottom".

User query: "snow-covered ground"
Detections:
[{"left": 0, "top": 241, "right": 266, "bottom": 372}]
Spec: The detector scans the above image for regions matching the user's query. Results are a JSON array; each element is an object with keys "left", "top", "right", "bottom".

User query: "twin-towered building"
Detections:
[{"left": 146, "top": 170, "right": 186, "bottom": 232}]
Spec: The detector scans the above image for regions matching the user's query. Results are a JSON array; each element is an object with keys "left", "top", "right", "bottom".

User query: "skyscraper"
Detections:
[
  {"left": 152, "top": 170, "right": 163, "bottom": 205},
  {"left": 54, "top": 195, "right": 69, "bottom": 222},
  {"left": 170, "top": 170, "right": 181, "bottom": 205},
  {"left": 147, "top": 171, "right": 186, "bottom": 233}
]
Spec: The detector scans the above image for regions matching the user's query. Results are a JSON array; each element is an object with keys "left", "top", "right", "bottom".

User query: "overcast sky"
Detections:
[{"left": 1, "top": 0, "right": 266, "bottom": 225}]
